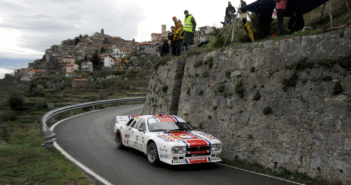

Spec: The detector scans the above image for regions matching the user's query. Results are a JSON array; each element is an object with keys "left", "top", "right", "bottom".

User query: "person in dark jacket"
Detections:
[
  {"left": 168, "top": 26, "right": 176, "bottom": 55},
  {"left": 183, "top": 10, "right": 196, "bottom": 52},
  {"left": 161, "top": 38, "right": 170, "bottom": 57},
  {"left": 288, "top": 12, "right": 304, "bottom": 33},
  {"left": 226, "top": 1, "right": 236, "bottom": 19}
]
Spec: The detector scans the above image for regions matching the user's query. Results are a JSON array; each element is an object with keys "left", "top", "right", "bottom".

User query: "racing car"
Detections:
[{"left": 114, "top": 114, "right": 222, "bottom": 165}]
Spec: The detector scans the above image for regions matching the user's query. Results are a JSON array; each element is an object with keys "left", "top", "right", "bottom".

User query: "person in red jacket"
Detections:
[{"left": 275, "top": 0, "right": 288, "bottom": 36}]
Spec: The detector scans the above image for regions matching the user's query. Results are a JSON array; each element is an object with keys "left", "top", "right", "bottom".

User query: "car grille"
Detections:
[{"left": 186, "top": 146, "right": 210, "bottom": 157}]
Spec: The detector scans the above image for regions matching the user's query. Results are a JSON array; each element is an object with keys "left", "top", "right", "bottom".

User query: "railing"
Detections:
[{"left": 40, "top": 97, "right": 145, "bottom": 149}]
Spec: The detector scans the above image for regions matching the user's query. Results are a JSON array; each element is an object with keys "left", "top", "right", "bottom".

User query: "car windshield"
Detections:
[{"left": 147, "top": 121, "right": 193, "bottom": 132}]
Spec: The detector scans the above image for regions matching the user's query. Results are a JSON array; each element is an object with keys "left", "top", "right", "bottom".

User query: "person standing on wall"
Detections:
[
  {"left": 168, "top": 26, "right": 176, "bottom": 55},
  {"left": 226, "top": 2, "right": 236, "bottom": 22},
  {"left": 183, "top": 10, "right": 196, "bottom": 52},
  {"left": 172, "top": 16, "right": 183, "bottom": 56},
  {"left": 275, "top": 0, "right": 288, "bottom": 36},
  {"left": 161, "top": 38, "right": 170, "bottom": 57},
  {"left": 240, "top": 0, "right": 247, "bottom": 24}
]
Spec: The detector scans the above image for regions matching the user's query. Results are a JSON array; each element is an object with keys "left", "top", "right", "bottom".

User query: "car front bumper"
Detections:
[{"left": 160, "top": 153, "right": 222, "bottom": 165}]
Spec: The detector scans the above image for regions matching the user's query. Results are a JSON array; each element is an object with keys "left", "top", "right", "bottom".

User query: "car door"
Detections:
[
  {"left": 124, "top": 120, "right": 136, "bottom": 146},
  {"left": 136, "top": 121, "right": 147, "bottom": 152},
  {"left": 129, "top": 118, "right": 143, "bottom": 149}
]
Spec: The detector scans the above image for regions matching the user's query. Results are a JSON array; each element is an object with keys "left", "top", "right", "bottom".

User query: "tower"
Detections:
[
  {"left": 101, "top": 29, "right": 104, "bottom": 35},
  {"left": 162, "top": 25, "right": 166, "bottom": 34}
]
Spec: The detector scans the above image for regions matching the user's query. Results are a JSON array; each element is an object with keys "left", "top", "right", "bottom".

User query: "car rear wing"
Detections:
[{"left": 116, "top": 115, "right": 140, "bottom": 125}]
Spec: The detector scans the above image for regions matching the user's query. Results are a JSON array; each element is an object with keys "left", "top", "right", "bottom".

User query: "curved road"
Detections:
[{"left": 53, "top": 105, "right": 299, "bottom": 185}]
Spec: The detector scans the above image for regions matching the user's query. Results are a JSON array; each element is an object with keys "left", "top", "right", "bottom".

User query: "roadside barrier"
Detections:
[{"left": 40, "top": 97, "right": 145, "bottom": 149}]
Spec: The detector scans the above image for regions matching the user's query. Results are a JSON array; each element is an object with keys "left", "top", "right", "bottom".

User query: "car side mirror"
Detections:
[{"left": 139, "top": 128, "right": 144, "bottom": 132}]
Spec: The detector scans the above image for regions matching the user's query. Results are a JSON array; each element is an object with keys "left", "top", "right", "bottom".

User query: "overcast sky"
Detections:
[{"left": 0, "top": 0, "right": 254, "bottom": 78}]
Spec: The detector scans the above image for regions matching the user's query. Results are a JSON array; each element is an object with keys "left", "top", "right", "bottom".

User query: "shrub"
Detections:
[
  {"left": 226, "top": 71, "right": 231, "bottom": 78},
  {"left": 204, "top": 57, "right": 214, "bottom": 68},
  {"left": 208, "top": 115, "right": 212, "bottom": 120},
  {"left": 8, "top": 93, "right": 25, "bottom": 111},
  {"left": 288, "top": 57, "right": 313, "bottom": 70},
  {"left": 333, "top": 82, "right": 344, "bottom": 95},
  {"left": 194, "top": 60, "right": 203, "bottom": 68},
  {"left": 213, "top": 106, "right": 218, "bottom": 110},
  {"left": 97, "top": 105, "right": 107, "bottom": 109},
  {"left": 198, "top": 122, "right": 203, "bottom": 129},
  {"left": 235, "top": 82, "right": 245, "bottom": 98},
  {"left": 216, "top": 83, "right": 225, "bottom": 93},
  {"left": 195, "top": 73, "right": 199, "bottom": 77},
  {"left": 202, "top": 71, "right": 209, "bottom": 77},
  {"left": 247, "top": 134, "right": 253, "bottom": 139},
  {"left": 282, "top": 72, "right": 299, "bottom": 92},
  {"left": 250, "top": 67, "right": 255, "bottom": 73},
  {"left": 161, "top": 84, "right": 168, "bottom": 93},
  {"left": 253, "top": 91, "right": 261, "bottom": 101},
  {"left": 0, "top": 110, "right": 17, "bottom": 122},
  {"left": 263, "top": 106, "right": 273, "bottom": 115}
]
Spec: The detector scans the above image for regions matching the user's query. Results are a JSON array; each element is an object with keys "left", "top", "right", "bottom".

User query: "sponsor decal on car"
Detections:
[{"left": 188, "top": 157, "right": 208, "bottom": 164}]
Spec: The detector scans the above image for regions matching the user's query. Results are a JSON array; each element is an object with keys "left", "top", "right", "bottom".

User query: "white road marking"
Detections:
[
  {"left": 219, "top": 163, "right": 305, "bottom": 185},
  {"left": 50, "top": 107, "right": 129, "bottom": 185}
]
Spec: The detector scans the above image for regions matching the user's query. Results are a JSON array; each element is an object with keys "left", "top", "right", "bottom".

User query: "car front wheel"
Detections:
[
  {"left": 116, "top": 132, "right": 124, "bottom": 149},
  {"left": 147, "top": 142, "right": 160, "bottom": 165}
]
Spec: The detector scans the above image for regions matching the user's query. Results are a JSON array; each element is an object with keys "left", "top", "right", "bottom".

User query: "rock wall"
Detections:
[{"left": 143, "top": 27, "right": 351, "bottom": 184}]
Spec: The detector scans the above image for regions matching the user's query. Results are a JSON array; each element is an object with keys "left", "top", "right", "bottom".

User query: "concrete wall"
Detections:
[{"left": 143, "top": 27, "right": 351, "bottom": 184}]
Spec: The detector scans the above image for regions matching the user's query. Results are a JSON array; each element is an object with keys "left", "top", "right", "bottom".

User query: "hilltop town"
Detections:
[{"left": 14, "top": 25, "right": 214, "bottom": 82}]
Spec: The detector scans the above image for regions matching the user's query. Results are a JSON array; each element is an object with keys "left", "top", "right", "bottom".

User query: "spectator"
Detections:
[
  {"left": 288, "top": 12, "right": 304, "bottom": 33},
  {"left": 240, "top": 0, "right": 247, "bottom": 24},
  {"left": 161, "top": 38, "right": 170, "bottom": 57},
  {"left": 172, "top": 16, "right": 183, "bottom": 56},
  {"left": 275, "top": 0, "right": 288, "bottom": 36},
  {"left": 168, "top": 26, "right": 176, "bottom": 55},
  {"left": 226, "top": 1, "right": 236, "bottom": 20},
  {"left": 183, "top": 10, "right": 196, "bottom": 52}
]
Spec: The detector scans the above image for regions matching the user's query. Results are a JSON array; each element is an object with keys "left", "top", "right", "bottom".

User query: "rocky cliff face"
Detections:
[{"left": 143, "top": 27, "right": 351, "bottom": 183}]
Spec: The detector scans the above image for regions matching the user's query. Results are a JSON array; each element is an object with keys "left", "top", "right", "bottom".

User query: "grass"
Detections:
[
  {"left": 221, "top": 158, "right": 344, "bottom": 185},
  {"left": 282, "top": 72, "right": 299, "bottom": 92},
  {"left": 234, "top": 82, "right": 245, "bottom": 98}
]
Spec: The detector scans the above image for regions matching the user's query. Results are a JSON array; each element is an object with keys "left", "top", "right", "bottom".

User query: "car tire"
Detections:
[
  {"left": 116, "top": 132, "right": 124, "bottom": 149},
  {"left": 147, "top": 142, "right": 160, "bottom": 165}
]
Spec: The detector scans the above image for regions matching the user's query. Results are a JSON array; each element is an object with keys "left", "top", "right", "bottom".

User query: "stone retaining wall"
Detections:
[{"left": 143, "top": 27, "right": 351, "bottom": 184}]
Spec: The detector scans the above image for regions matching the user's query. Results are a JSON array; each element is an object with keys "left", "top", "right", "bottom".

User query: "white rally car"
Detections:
[{"left": 114, "top": 114, "right": 222, "bottom": 165}]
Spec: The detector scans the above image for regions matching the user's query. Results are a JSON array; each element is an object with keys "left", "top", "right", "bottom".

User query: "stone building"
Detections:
[
  {"left": 151, "top": 25, "right": 170, "bottom": 42},
  {"left": 138, "top": 42, "right": 157, "bottom": 55}
]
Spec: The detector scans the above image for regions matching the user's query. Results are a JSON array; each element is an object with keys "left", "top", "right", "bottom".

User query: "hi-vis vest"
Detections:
[{"left": 184, "top": 15, "right": 194, "bottom": 32}]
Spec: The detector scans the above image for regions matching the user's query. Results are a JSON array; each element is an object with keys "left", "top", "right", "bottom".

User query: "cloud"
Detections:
[{"left": 0, "top": 0, "right": 145, "bottom": 59}]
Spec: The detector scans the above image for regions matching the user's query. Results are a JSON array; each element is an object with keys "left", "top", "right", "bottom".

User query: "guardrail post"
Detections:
[
  {"left": 70, "top": 110, "right": 73, "bottom": 116},
  {"left": 92, "top": 106, "right": 95, "bottom": 110}
]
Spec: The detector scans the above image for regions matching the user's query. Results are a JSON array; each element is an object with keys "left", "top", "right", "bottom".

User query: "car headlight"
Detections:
[
  {"left": 171, "top": 146, "right": 186, "bottom": 154},
  {"left": 212, "top": 144, "right": 222, "bottom": 151}
]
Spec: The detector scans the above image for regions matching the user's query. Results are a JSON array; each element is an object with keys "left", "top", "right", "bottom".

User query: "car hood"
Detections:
[{"left": 155, "top": 130, "right": 220, "bottom": 147}]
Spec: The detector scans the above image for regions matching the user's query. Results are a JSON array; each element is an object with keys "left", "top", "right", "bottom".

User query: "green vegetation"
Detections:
[
  {"left": 204, "top": 57, "right": 214, "bottom": 69},
  {"left": 0, "top": 67, "right": 150, "bottom": 184},
  {"left": 282, "top": 72, "right": 299, "bottom": 92},
  {"left": 333, "top": 82, "right": 344, "bottom": 95},
  {"left": 234, "top": 82, "right": 245, "bottom": 98},
  {"left": 208, "top": 115, "right": 212, "bottom": 120},
  {"left": 226, "top": 71, "right": 231, "bottom": 78},
  {"left": 215, "top": 83, "right": 225, "bottom": 94},
  {"left": 247, "top": 134, "right": 253, "bottom": 139},
  {"left": 250, "top": 67, "right": 255, "bottom": 73},
  {"left": 213, "top": 106, "right": 218, "bottom": 110},
  {"left": 288, "top": 57, "right": 314, "bottom": 70},
  {"left": 202, "top": 71, "right": 209, "bottom": 77},
  {"left": 161, "top": 84, "right": 168, "bottom": 93},
  {"left": 194, "top": 60, "right": 203, "bottom": 68},
  {"left": 253, "top": 91, "right": 261, "bottom": 101},
  {"left": 198, "top": 122, "right": 203, "bottom": 129},
  {"left": 263, "top": 106, "right": 273, "bottom": 115},
  {"left": 195, "top": 73, "right": 200, "bottom": 77}
]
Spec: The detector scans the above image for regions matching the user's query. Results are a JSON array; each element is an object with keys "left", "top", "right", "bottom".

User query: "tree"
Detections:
[
  {"left": 91, "top": 50, "right": 101, "bottom": 70},
  {"left": 100, "top": 47, "right": 106, "bottom": 53},
  {"left": 8, "top": 93, "right": 25, "bottom": 111},
  {"left": 79, "top": 34, "right": 83, "bottom": 39},
  {"left": 74, "top": 37, "right": 80, "bottom": 45}
]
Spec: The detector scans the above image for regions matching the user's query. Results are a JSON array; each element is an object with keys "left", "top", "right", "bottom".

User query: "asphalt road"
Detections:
[{"left": 53, "top": 105, "right": 298, "bottom": 185}]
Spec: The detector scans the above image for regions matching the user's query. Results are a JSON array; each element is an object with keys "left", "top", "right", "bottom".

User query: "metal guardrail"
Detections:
[{"left": 40, "top": 97, "right": 145, "bottom": 149}]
